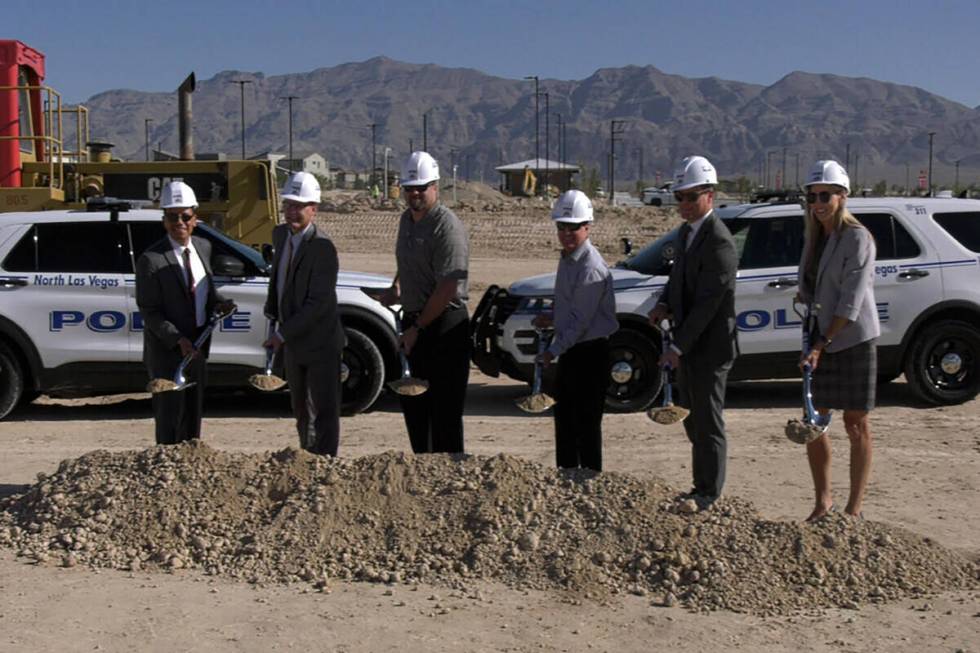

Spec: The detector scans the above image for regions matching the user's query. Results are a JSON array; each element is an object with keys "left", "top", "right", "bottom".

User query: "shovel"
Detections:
[
  {"left": 647, "top": 323, "right": 689, "bottom": 425},
  {"left": 387, "top": 309, "right": 429, "bottom": 396},
  {"left": 785, "top": 301, "right": 832, "bottom": 444},
  {"left": 248, "top": 319, "right": 287, "bottom": 391},
  {"left": 147, "top": 307, "right": 232, "bottom": 394},
  {"left": 358, "top": 286, "right": 428, "bottom": 396},
  {"left": 515, "top": 327, "right": 555, "bottom": 413}
]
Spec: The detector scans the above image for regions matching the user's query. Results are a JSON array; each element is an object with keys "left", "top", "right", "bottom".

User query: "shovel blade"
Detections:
[
  {"left": 784, "top": 418, "right": 827, "bottom": 444},
  {"left": 647, "top": 403, "right": 689, "bottom": 425},
  {"left": 248, "top": 373, "right": 287, "bottom": 392},
  {"left": 515, "top": 392, "right": 555, "bottom": 414},
  {"left": 388, "top": 377, "right": 429, "bottom": 396}
]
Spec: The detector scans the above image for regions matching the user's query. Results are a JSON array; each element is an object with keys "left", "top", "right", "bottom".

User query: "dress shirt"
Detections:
[
  {"left": 548, "top": 239, "right": 618, "bottom": 357},
  {"left": 168, "top": 236, "right": 209, "bottom": 327}
]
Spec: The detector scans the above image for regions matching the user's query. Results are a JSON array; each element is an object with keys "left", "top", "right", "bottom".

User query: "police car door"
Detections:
[
  {"left": 2, "top": 219, "right": 133, "bottom": 376},
  {"left": 730, "top": 210, "right": 806, "bottom": 355},
  {"left": 853, "top": 209, "right": 943, "bottom": 350}
]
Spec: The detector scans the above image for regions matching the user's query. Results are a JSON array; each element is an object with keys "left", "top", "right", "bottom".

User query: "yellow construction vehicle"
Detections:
[
  {"left": 0, "top": 39, "right": 279, "bottom": 247},
  {"left": 522, "top": 165, "right": 537, "bottom": 196}
]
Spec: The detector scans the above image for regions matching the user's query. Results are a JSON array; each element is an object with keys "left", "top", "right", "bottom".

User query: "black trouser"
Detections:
[
  {"left": 284, "top": 346, "right": 342, "bottom": 456},
  {"left": 152, "top": 335, "right": 208, "bottom": 446},
  {"left": 400, "top": 311, "right": 470, "bottom": 454},
  {"left": 553, "top": 338, "right": 608, "bottom": 472},
  {"left": 675, "top": 350, "right": 733, "bottom": 500}
]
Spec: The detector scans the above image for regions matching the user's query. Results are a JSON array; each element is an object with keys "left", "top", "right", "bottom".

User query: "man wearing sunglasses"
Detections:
[
  {"left": 381, "top": 151, "right": 470, "bottom": 454},
  {"left": 533, "top": 190, "right": 617, "bottom": 472},
  {"left": 136, "top": 180, "right": 235, "bottom": 445},
  {"left": 647, "top": 156, "right": 738, "bottom": 510}
]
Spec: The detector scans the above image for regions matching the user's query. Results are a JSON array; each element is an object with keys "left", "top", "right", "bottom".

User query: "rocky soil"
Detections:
[{"left": 1, "top": 443, "right": 974, "bottom": 617}]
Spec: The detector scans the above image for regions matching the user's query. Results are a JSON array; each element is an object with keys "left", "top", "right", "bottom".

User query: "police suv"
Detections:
[
  {"left": 0, "top": 205, "right": 400, "bottom": 420},
  {"left": 472, "top": 197, "right": 980, "bottom": 410}
]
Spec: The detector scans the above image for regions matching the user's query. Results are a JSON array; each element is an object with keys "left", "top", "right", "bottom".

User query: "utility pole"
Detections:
[
  {"left": 524, "top": 75, "right": 539, "bottom": 169},
  {"left": 422, "top": 112, "right": 428, "bottom": 151},
  {"left": 144, "top": 118, "right": 153, "bottom": 161},
  {"left": 781, "top": 147, "right": 787, "bottom": 191},
  {"left": 383, "top": 147, "right": 391, "bottom": 199},
  {"left": 927, "top": 131, "right": 936, "bottom": 196},
  {"left": 905, "top": 162, "right": 910, "bottom": 196},
  {"left": 854, "top": 153, "right": 860, "bottom": 191},
  {"left": 229, "top": 79, "right": 253, "bottom": 159},
  {"left": 369, "top": 123, "right": 377, "bottom": 188},
  {"left": 538, "top": 91, "right": 549, "bottom": 191},
  {"left": 845, "top": 142, "right": 851, "bottom": 173},
  {"left": 955, "top": 159, "right": 961, "bottom": 192},
  {"left": 609, "top": 120, "right": 627, "bottom": 205},
  {"left": 554, "top": 112, "right": 563, "bottom": 164},
  {"left": 278, "top": 95, "right": 298, "bottom": 171},
  {"left": 766, "top": 150, "right": 776, "bottom": 189},
  {"left": 634, "top": 146, "right": 644, "bottom": 187},
  {"left": 795, "top": 152, "right": 800, "bottom": 187}
]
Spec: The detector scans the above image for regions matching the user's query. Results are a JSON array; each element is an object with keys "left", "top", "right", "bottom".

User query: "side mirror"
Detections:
[
  {"left": 261, "top": 243, "right": 275, "bottom": 265},
  {"left": 212, "top": 254, "right": 246, "bottom": 277},
  {"left": 621, "top": 237, "right": 633, "bottom": 256}
]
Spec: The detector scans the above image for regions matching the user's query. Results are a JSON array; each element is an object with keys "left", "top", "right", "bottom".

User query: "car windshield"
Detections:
[
  {"left": 196, "top": 223, "right": 270, "bottom": 275},
  {"left": 616, "top": 227, "right": 680, "bottom": 276}
]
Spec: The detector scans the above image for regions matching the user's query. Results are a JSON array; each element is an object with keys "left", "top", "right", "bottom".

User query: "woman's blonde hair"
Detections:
[{"left": 802, "top": 191, "right": 863, "bottom": 268}]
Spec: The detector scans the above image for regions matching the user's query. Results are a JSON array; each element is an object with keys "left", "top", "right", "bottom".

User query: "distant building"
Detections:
[
  {"left": 495, "top": 158, "right": 580, "bottom": 196},
  {"left": 251, "top": 152, "right": 329, "bottom": 179}
]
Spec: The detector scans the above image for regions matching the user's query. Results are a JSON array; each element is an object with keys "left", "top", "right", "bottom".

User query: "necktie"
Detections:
[
  {"left": 277, "top": 237, "right": 295, "bottom": 312},
  {"left": 183, "top": 247, "right": 195, "bottom": 305},
  {"left": 679, "top": 223, "right": 692, "bottom": 251}
]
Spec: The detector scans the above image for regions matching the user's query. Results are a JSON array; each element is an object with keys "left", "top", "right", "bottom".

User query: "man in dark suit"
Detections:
[
  {"left": 648, "top": 156, "right": 738, "bottom": 509},
  {"left": 264, "top": 172, "right": 345, "bottom": 456},
  {"left": 136, "top": 181, "right": 233, "bottom": 445}
]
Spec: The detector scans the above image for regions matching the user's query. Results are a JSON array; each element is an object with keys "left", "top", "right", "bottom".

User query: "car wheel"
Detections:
[
  {"left": 341, "top": 327, "right": 385, "bottom": 416},
  {"left": 605, "top": 328, "right": 662, "bottom": 413},
  {"left": 0, "top": 342, "right": 25, "bottom": 421},
  {"left": 904, "top": 320, "right": 980, "bottom": 405}
]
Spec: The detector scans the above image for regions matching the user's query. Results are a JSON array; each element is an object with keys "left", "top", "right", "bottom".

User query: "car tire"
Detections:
[
  {"left": 0, "top": 342, "right": 25, "bottom": 421},
  {"left": 341, "top": 327, "right": 385, "bottom": 416},
  {"left": 904, "top": 320, "right": 980, "bottom": 405},
  {"left": 605, "top": 327, "right": 663, "bottom": 413}
]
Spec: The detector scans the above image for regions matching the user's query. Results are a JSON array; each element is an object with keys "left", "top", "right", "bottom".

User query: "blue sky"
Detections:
[{"left": 10, "top": 0, "right": 980, "bottom": 108}]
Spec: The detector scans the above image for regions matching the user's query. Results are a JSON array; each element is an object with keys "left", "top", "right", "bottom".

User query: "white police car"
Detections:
[
  {"left": 472, "top": 197, "right": 980, "bottom": 410},
  {"left": 0, "top": 205, "right": 399, "bottom": 420}
]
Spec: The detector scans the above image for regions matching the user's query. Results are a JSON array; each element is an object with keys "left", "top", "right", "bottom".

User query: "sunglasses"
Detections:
[
  {"left": 806, "top": 191, "right": 839, "bottom": 204},
  {"left": 673, "top": 189, "right": 709, "bottom": 203},
  {"left": 403, "top": 181, "right": 434, "bottom": 193},
  {"left": 556, "top": 222, "right": 587, "bottom": 232},
  {"left": 164, "top": 212, "right": 195, "bottom": 223}
]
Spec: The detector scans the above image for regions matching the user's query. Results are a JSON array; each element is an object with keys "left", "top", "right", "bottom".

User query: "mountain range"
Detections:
[{"left": 78, "top": 58, "right": 980, "bottom": 189}]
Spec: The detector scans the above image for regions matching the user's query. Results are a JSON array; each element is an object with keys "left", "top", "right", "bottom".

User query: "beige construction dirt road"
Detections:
[{"left": 0, "top": 209, "right": 977, "bottom": 652}]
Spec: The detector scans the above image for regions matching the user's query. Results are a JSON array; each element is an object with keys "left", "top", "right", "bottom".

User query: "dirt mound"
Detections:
[{"left": 1, "top": 443, "right": 973, "bottom": 614}]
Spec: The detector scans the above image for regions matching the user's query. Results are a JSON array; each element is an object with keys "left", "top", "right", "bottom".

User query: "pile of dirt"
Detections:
[{"left": 1, "top": 443, "right": 973, "bottom": 614}]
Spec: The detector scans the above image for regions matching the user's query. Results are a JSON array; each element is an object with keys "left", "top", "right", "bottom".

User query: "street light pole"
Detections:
[
  {"left": 229, "top": 79, "right": 253, "bottom": 159},
  {"left": 781, "top": 147, "right": 787, "bottom": 190},
  {"left": 634, "top": 146, "right": 644, "bottom": 187},
  {"left": 927, "top": 131, "right": 936, "bottom": 196},
  {"left": 609, "top": 120, "right": 627, "bottom": 206},
  {"left": 369, "top": 123, "right": 377, "bottom": 188},
  {"left": 279, "top": 95, "right": 298, "bottom": 170},
  {"left": 955, "top": 159, "right": 960, "bottom": 192},
  {"left": 383, "top": 147, "right": 391, "bottom": 199},
  {"left": 766, "top": 150, "right": 776, "bottom": 189},
  {"left": 537, "top": 91, "right": 549, "bottom": 192},
  {"left": 144, "top": 118, "right": 153, "bottom": 161},
  {"left": 422, "top": 112, "right": 428, "bottom": 151},
  {"left": 524, "top": 75, "right": 539, "bottom": 170}
]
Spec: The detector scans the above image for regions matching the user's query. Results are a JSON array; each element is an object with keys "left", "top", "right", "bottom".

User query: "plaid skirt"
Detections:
[{"left": 811, "top": 338, "right": 877, "bottom": 411}]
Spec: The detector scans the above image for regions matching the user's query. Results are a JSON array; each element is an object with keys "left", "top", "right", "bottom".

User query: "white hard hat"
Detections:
[
  {"left": 281, "top": 171, "right": 321, "bottom": 203},
  {"left": 160, "top": 180, "right": 198, "bottom": 209},
  {"left": 400, "top": 151, "right": 440, "bottom": 186},
  {"left": 551, "top": 189, "right": 594, "bottom": 223},
  {"left": 673, "top": 155, "right": 718, "bottom": 191},
  {"left": 804, "top": 160, "right": 850, "bottom": 193}
]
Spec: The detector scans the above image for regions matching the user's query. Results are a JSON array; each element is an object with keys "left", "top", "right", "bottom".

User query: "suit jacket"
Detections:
[
  {"left": 797, "top": 224, "right": 880, "bottom": 353},
  {"left": 136, "top": 234, "right": 224, "bottom": 375},
  {"left": 264, "top": 223, "right": 345, "bottom": 359},
  {"left": 659, "top": 211, "right": 738, "bottom": 362}
]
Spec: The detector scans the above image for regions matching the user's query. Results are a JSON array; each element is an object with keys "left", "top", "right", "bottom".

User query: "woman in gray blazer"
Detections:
[{"left": 796, "top": 160, "right": 880, "bottom": 522}]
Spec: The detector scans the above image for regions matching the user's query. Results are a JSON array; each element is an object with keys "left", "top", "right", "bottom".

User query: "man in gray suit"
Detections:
[
  {"left": 264, "top": 172, "right": 345, "bottom": 456},
  {"left": 648, "top": 156, "right": 738, "bottom": 509},
  {"left": 136, "top": 181, "right": 234, "bottom": 445}
]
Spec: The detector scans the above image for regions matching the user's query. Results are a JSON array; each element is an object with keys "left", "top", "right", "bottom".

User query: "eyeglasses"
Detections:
[
  {"left": 673, "top": 189, "right": 710, "bottom": 203},
  {"left": 164, "top": 212, "right": 195, "bottom": 223},
  {"left": 806, "top": 191, "right": 838, "bottom": 204},
  {"left": 403, "top": 181, "right": 434, "bottom": 193},
  {"left": 556, "top": 222, "right": 587, "bottom": 232}
]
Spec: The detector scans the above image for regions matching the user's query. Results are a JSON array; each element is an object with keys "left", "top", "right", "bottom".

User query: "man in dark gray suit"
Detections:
[
  {"left": 648, "top": 156, "right": 738, "bottom": 509},
  {"left": 136, "top": 181, "right": 234, "bottom": 445},
  {"left": 264, "top": 172, "right": 345, "bottom": 456}
]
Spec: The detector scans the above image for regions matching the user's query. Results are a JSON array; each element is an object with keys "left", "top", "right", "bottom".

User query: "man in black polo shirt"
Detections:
[{"left": 381, "top": 151, "right": 470, "bottom": 453}]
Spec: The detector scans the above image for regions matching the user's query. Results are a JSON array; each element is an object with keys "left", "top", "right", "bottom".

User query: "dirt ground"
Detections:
[{"left": 1, "top": 217, "right": 978, "bottom": 652}]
